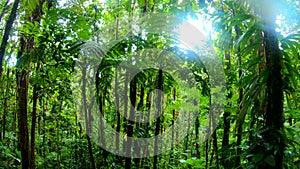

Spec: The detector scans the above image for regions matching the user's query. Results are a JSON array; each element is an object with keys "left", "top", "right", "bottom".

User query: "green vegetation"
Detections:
[{"left": 0, "top": 0, "right": 299, "bottom": 168}]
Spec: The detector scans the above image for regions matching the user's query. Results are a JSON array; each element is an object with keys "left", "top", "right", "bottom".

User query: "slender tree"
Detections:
[
  {"left": 125, "top": 76, "right": 137, "bottom": 168},
  {"left": 153, "top": 69, "right": 163, "bottom": 169},
  {"left": 30, "top": 62, "right": 40, "bottom": 169},
  {"left": 81, "top": 59, "right": 96, "bottom": 169},
  {"left": 222, "top": 51, "right": 232, "bottom": 168},
  {"left": 1, "top": 68, "right": 10, "bottom": 140}
]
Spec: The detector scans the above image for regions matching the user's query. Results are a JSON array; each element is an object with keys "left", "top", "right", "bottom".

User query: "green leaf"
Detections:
[
  {"left": 23, "top": 0, "right": 39, "bottom": 13},
  {"left": 253, "top": 153, "right": 264, "bottom": 162},
  {"left": 235, "top": 27, "right": 255, "bottom": 48},
  {"left": 227, "top": 14, "right": 252, "bottom": 28},
  {"left": 264, "top": 155, "right": 276, "bottom": 167},
  {"left": 179, "top": 159, "right": 186, "bottom": 163}
]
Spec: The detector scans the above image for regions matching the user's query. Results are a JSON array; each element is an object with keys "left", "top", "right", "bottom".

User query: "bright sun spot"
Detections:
[
  {"left": 176, "top": 14, "right": 213, "bottom": 51},
  {"left": 7, "top": 54, "right": 17, "bottom": 67}
]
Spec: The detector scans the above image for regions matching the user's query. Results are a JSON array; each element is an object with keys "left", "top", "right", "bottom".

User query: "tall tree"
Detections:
[
  {"left": 16, "top": 0, "right": 45, "bottom": 168},
  {"left": 260, "top": 0, "right": 285, "bottom": 168}
]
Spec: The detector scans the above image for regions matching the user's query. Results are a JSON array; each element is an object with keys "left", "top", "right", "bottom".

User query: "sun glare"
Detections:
[
  {"left": 176, "top": 14, "right": 213, "bottom": 51},
  {"left": 7, "top": 54, "right": 17, "bottom": 67}
]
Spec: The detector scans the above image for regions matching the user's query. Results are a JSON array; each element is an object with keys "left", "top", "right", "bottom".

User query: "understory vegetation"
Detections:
[{"left": 0, "top": 0, "right": 299, "bottom": 168}]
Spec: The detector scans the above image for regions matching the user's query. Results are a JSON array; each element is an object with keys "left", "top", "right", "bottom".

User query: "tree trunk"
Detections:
[
  {"left": 212, "top": 103, "right": 219, "bottom": 169},
  {"left": 195, "top": 116, "right": 200, "bottom": 158},
  {"left": 30, "top": 62, "right": 40, "bottom": 169},
  {"left": 115, "top": 68, "right": 121, "bottom": 154},
  {"left": 115, "top": 2, "right": 120, "bottom": 155},
  {"left": 2, "top": 68, "right": 10, "bottom": 140},
  {"left": 102, "top": 90, "right": 109, "bottom": 166},
  {"left": 184, "top": 112, "right": 191, "bottom": 159},
  {"left": 81, "top": 61, "right": 96, "bottom": 169},
  {"left": 222, "top": 51, "right": 232, "bottom": 168},
  {"left": 170, "top": 88, "right": 176, "bottom": 162},
  {"left": 86, "top": 135, "right": 96, "bottom": 169},
  {"left": 134, "top": 84, "right": 144, "bottom": 166},
  {"left": 16, "top": 1, "right": 44, "bottom": 168},
  {"left": 261, "top": 7, "right": 284, "bottom": 168},
  {"left": 205, "top": 110, "right": 211, "bottom": 169},
  {"left": 234, "top": 24, "right": 243, "bottom": 169},
  {"left": 153, "top": 69, "right": 163, "bottom": 169},
  {"left": 263, "top": 17, "right": 284, "bottom": 140},
  {"left": 16, "top": 35, "right": 30, "bottom": 169},
  {"left": 125, "top": 77, "right": 137, "bottom": 168},
  {"left": 123, "top": 73, "right": 129, "bottom": 154},
  {"left": 12, "top": 88, "right": 17, "bottom": 133}
]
